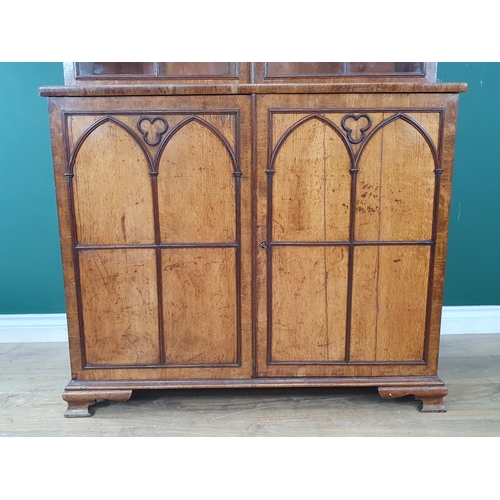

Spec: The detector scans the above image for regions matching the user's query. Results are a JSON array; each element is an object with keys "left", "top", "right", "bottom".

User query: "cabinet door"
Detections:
[
  {"left": 52, "top": 95, "right": 252, "bottom": 380},
  {"left": 255, "top": 93, "right": 457, "bottom": 378}
]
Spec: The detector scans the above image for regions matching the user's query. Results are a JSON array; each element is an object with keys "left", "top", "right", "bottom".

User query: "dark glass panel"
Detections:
[
  {"left": 77, "top": 62, "right": 155, "bottom": 76},
  {"left": 267, "top": 62, "right": 425, "bottom": 77},
  {"left": 347, "top": 62, "right": 396, "bottom": 74},
  {"left": 158, "top": 62, "right": 237, "bottom": 76},
  {"left": 347, "top": 62, "right": 424, "bottom": 74},
  {"left": 267, "top": 62, "right": 345, "bottom": 76},
  {"left": 395, "top": 62, "right": 425, "bottom": 73}
]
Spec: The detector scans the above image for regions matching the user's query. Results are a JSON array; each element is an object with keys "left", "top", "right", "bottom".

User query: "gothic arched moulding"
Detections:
[
  {"left": 269, "top": 113, "right": 355, "bottom": 171},
  {"left": 355, "top": 112, "right": 439, "bottom": 170},
  {"left": 156, "top": 115, "right": 239, "bottom": 244},
  {"left": 154, "top": 115, "right": 238, "bottom": 174},
  {"left": 69, "top": 116, "right": 156, "bottom": 245},
  {"left": 354, "top": 112, "right": 440, "bottom": 242},
  {"left": 269, "top": 113, "right": 353, "bottom": 242},
  {"left": 67, "top": 115, "right": 154, "bottom": 175}
]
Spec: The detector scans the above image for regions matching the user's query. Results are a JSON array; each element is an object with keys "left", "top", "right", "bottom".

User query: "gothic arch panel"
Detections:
[
  {"left": 72, "top": 119, "right": 155, "bottom": 245},
  {"left": 271, "top": 116, "right": 352, "bottom": 242},
  {"left": 157, "top": 118, "right": 236, "bottom": 243},
  {"left": 355, "top": 115, "right": 436, "bottom": 241}
]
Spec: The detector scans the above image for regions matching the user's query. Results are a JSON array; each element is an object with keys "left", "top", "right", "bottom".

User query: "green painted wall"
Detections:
[
  {"left": 0, "top": 63, "right": 65, "bottom": 313},
  {"left": 439, "top": 63, "right": 500, "bottom": 306},
  {"left": 0, "top": 63, "right": 498, "bottom": 314}
]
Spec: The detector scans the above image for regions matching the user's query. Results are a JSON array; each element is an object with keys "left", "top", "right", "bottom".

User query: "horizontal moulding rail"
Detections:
[
  {"left": 75, "top": 242, "right": 239, "bottom": 250},
  {"left": 65, "top": 375, "right": 447, "bottom": 390},
  {"left": 75, "top": 241, "right": 435, "bottom": 250},
  {"left": 39, "top": 82, "right": 468, "bottom": 97},
  {"left": 83, "top": 362, "right": 241, "bottom": 370},
  {"left": 268, "top": 360, "right": 426, "bottom": 366},
  {"left": 269, "top": 240, "right": 434, "bottom": 246}
]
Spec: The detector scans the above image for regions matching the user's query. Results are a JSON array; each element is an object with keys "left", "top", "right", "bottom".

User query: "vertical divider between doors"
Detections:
[{"left": 251, "top": 95, "right": 258, "bottom": 377}]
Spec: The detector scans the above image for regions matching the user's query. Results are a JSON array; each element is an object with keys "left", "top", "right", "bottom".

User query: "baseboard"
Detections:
[
  {"left": 0, "top": 307, "right": 499, "bottom": 342},
  {"left": 0, "top": 314, "right": 68, "bottom": 342},
  {"left": 440, "top": 306, "right": 500, "bottom": 334}
]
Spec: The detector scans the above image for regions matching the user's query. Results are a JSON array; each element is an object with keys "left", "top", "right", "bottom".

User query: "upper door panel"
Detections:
[
  {"left": 65, "top": 62, "right": 251, "bottom": 85},
  {"left": 254, "top": 62, "right": 436, "bottom": 84}
]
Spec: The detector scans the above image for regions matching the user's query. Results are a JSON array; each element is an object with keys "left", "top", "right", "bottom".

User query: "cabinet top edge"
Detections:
[{"left": 39, "top": 82, "right": 468, "bottom": 97}]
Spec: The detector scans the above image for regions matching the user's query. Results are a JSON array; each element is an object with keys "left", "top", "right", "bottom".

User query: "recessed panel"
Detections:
[
  {"left": 271, "top": 245, "right": 348, "bottom": 362},
  {"left": 80, "top": 249, "right": 159, "bottom": 365},
  {"left": 162, "top": 248, "right": 238, "bottom": 365},
  {"left": 158, "top": 119, "right": 236, "bottom": 243},
  {"left": 72, "top": 120, "right": 155, "bottom": 245},
  {"left": 350, "top": 245, "right": 430, "bottom": 362},
  {"left": 355, "top": 116, "right": 436, "bottom": 241},
  {"left": 272, "top": 117, "right": 351, "bottom": 242}
]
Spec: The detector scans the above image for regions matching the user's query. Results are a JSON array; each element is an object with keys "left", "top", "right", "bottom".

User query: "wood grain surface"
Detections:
[
  {"left": 158, "top": 118, "right": 236, "bottom": 243},
  {"left": 271, "top": 246, "right": 348, "bottom": 362},
  {"left": 39, "top": 81, "right": 467, "bottom": 97},
  {"left": 162, "top": 248, "right": 238, "bottom": 365},
  {"left": 350, "top": 246, "right": 430, "bottom": 361},
  {"left": 72, "top": 119, "right": 155, "bottom": 245},
  {"left": 355, "top": 113, "right": 437, "bottom": 241},
  {"left": 79, "top": 249, "right": 159, "bottom": 365},
  {"left": 272, "top": 117, "right": 351, "bottom": 242}
]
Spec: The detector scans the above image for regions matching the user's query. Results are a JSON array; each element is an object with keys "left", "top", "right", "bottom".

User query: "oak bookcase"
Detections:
[{"left": 40, "top": 63, "right": 466, "bottom": 416}]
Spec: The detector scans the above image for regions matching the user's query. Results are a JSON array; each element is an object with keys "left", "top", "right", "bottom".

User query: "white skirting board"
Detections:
[
  {"left": 0, "top": 314, "right": 68, "bottom": 342},
  {"left": 0, "top": 306, "right": 499, "bottom": 342},
  {"left": 438, "top": 306, "right": 500, "bottom": 335}
]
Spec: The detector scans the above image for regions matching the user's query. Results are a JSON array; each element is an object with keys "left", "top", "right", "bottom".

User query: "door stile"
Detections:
[
  {"left": 265, "top": 107, "right": 275, "bottom": 367},
  {"left": 150, "top": 158, "right": 166, "bottom": 365},
  {"left": 423, "top": 109, "right": 445, "bottom": 365},
  {"left": 345, "top": 144, "right": 358, "bottom": 364}
]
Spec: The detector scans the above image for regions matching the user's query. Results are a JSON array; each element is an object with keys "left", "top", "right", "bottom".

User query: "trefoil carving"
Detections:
[
  {"left": 341, "top": 114, "right": 372, "bottom": 144},
  {"left": 137, "top": 116, "right": 169, "bottom": 146}
]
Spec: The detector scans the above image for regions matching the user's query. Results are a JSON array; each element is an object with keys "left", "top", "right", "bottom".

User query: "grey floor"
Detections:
[{"left": 1, "top": 334, "right": 499, "bottom": 436}]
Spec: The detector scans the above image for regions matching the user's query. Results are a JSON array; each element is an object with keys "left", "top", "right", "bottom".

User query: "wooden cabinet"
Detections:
[{"left": 40, "top": 63, "right": 466, "bottom": 416}]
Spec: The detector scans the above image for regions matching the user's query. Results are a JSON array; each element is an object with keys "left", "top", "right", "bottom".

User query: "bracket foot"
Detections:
[
  {"left": 378, "top": 385, "right": 448, "bottom": 412},
  {"left": 62, "top": 389, "right": 133, "bottom": 417}
]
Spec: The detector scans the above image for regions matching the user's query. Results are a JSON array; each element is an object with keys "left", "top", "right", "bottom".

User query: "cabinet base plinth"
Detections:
[
  {"left": 61, "top": 377, "right": 448, "bottom": 416},
  {"left": 378, "top": 385, "right": 448, "bottom": 412},
  {"left": 62, "top": 389, "right": 133, "bottom": 418}
]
